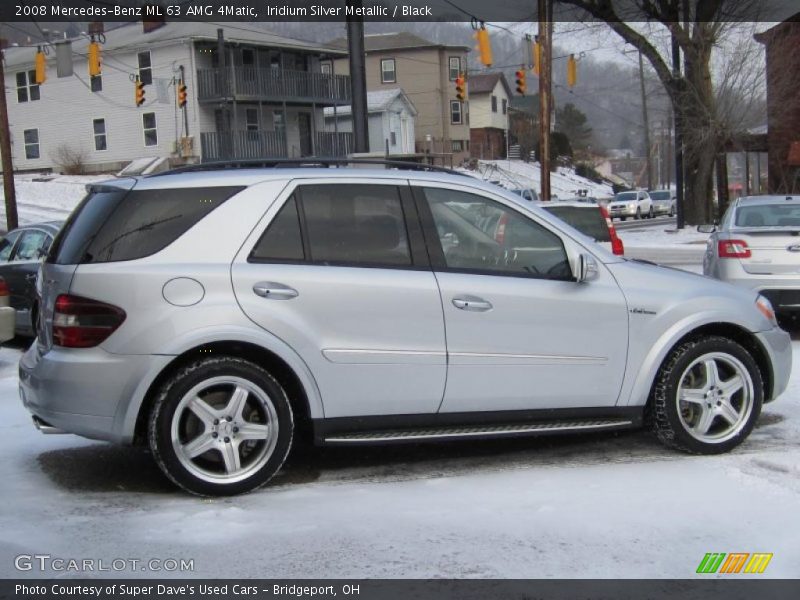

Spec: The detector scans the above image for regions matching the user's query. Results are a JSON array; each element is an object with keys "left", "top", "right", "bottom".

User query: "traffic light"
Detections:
[
  {"left": 34, "top": 47, "right": 46, "bottom": 84},
  {"left": 135, "top": 77, "right": 145, "bottom": 107},
  {"left": 473, "top": 26, "right": 493, "bottom": 67},
  {"left": 177, "top": 80, "right": 188, "bottom": 108},
  {"left": 532, "top": 38, "right": 541, "bottom": 76},
  {"left": 88, "top": 40, "right": 101, "bottom": 78},
  {"left": 567, "top": 53, "right": 577, "bottom": 87},
  {"left": 455, "top": 73, "right": 466, "bottom": 101},
  {"left": 515, "top": 69, "right": 526, "bottom": 95}
]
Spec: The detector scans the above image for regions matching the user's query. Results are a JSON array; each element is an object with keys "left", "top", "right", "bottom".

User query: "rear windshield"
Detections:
[
  {"left": 49, "top": 185, "right": 244, "bottom": 264},
  {"left": 735, "top": 204, "right": 800, "bottom": 228},
  {"left": 543, "top": 205, "right": 611, "bottom": 242}
]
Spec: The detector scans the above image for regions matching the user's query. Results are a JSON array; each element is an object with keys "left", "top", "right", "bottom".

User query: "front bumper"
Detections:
[
  {"left": 19, "top": 343, "right": 172, "bottom": 444},
  {"left": 608, "top": 205, "right": 636, "bottom": 217},
  {"left": 754, "top": 327, "right": 792, "bottom": 401}
]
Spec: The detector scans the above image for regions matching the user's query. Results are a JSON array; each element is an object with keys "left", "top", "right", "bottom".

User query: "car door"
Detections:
[
  {"left": 412, "top": 182, "right": 629, "bottom": 413},
  {"left": 231, "top": 179, "right": 446, "bottom": 418}
]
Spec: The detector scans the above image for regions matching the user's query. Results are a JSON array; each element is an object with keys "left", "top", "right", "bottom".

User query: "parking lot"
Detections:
[{"left": 2, "top": 258, "right": 800, "bottom": 579}]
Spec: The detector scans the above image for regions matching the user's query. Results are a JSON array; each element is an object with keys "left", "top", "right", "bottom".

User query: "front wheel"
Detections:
[
  {"left": 649, "top": 336, "right": 762, "bottom": 454},
  {"left": 149, "top": 357, "right": 294, "bottom": 495},
  {"left": 635, "top": 208, "right": 642, "bottom": 220},
  {"left": 648, "top": 206, "right": 654, "bottom": 219}
]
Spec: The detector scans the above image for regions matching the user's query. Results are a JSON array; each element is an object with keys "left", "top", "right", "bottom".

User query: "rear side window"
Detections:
[
  {"left": 543, "top": 206, "right": 611, "bottom": 242},
  {"left": 250, "top": 196, "right": 304, "bottom": 261},
  {"left": 51, "top": 186, "right": 243, "bottom": 264},
  {"left": 300, "top": 184, "right": 411, "bottom": 267}
]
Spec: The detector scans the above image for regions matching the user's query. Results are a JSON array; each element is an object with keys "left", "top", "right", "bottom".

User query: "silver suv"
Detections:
[{"left": 20, "top": 163, "right": 792, "bottom": 495}]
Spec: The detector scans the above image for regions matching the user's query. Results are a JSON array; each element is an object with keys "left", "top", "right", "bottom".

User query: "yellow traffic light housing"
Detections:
[
  {"left": 567, "top": 54, "right": 577, "bottom": 87},
  {"left": 135, "top": 78, "right": 145, "bottom": 107},
  {"left": 34, "top": 48, "right": 46, "bottom": 84},
  {"left": 88, "top": 40, "right": 101, "bottom": 78},
  {"left": 177, "top": 81, "right": 188, "bottom": 108},
  {"left": 455, "top": 74, "right": 466, "bottom": 101},
  {"left": 515, "top": 69, "right": 526, "bottom": 95},
  {"left": 473, "top": 26, "right": 493, "bottom": 67}
]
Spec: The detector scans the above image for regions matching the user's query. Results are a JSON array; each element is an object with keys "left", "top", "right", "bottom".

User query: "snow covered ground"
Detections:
[
  {"left": 0, "top": 174, "right": 109, "bottom": 227},
  {"left": 1, "top": 336, "right": 799, "bottom": 579}
]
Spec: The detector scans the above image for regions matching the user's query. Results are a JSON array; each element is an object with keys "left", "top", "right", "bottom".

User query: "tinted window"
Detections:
[
  {"left": 300, "top": 184, "right": 411, "bottom": 267},
  {"left": 543, "top": 206, "right": 611, "bottom": 242},
  {"left": 0, "top": 230, "right": 22, "bottom": 261},
  {"left": 51, "top": 186, "right": 243, "bottom": 264},
  {"left": 423, "top": 188, "right": 571, "bottom": 279},
  {"left": 250, "top": 196, "right": 304, "bottom": 261},
  {"left": 735, "top": 204, "right": 800, "bottom": 228},
  {"left": 13, "top": 230, "right": 48, "bottom": 261}
]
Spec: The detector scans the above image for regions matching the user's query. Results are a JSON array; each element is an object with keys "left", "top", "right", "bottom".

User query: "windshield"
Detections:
[
  {"left": 649, "top": 191, "right": 671, "bottom": 200},
  {"left": 734, "top": 204, "right": 800, "bottom": 228},
  {"left": 615, "top": 192, "right": 637, "bottom": 201}
]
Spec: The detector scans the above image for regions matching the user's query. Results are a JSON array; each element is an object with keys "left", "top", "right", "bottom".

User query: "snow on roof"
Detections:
[{"left": 323, "top": 88, "right": 417, "bottom": 117}]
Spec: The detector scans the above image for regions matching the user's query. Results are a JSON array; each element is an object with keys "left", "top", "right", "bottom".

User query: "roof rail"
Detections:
[{"left": 150, "top": 157, "right": 469, "bottom": 177}]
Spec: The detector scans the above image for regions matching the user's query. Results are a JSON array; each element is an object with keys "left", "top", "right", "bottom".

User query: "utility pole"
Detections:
[
  {"left": 638, "top": 52, "right": 653, "bottom": 191},
  {"left": 671, "top": 20, "right": 685, "bottom": 229},
  {"left": 0, "top": 45, "right": 19, "bottom": 231},
  {"left": 538, "top": 0, "right": 552, "bottom": 201},
  {"left": 347, "top": 0, "right": 369, "bottom": 154}
]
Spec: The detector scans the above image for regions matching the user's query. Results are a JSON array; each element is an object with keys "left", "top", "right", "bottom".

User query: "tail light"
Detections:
[
  {"left": 52, "top": 294, "right": 126, "bottom": 348},
  {"left": 0, "top": 278, "right": 8, "bottom": 297},
  {"left": 718, "top": 239, "right": 751, "bottom": 259},
  {"left": 600, "top": 206, "right": 624, "bottom": 256},
  {"left": 495, "top": 212, "right": 509, "bottom": 244}
]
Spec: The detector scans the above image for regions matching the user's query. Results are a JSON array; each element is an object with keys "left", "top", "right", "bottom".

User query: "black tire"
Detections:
[
  {"left": 648, "top": 206, "right": 654, "bottom": 219},
  {"left": 148, "top": 356, "right": 294, "bottom": 496},
  {"left": 649, "top": 336, "right": 763, "bottom": 455},
  {"left": 635, "top": 207, "right": 642, "bottom": 220},
  {"left": 620, "top": 216, "right": 627, "bottom": 222}
]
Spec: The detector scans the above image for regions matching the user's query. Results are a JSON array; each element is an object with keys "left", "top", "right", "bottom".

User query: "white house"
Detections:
[
  {"left": 2, "top": 21, "right": 351, "bottom": 173},
  {"left": 467, "top": 72, "right": 512, "bottom": 160},
  {"left": 323, "top": 88, "right": 417, "bottom": 155}
]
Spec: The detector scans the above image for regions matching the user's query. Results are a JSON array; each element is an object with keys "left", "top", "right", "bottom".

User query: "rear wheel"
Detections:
[
  {"left": 650, "top": 336, "right": 762, "bottom": 454},
  {"left": 149, "top": 356, "right": 294, "bottom": 495},
  {"left": 620, "top": 216, "right": 627, "bottom": 222}
]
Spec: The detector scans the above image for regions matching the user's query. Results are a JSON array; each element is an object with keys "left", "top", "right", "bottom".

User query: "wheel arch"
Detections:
[
  {"left": 626, "top": 320, "right": 774, "bottom": 408},
  {"left": 118, "top": 330, "right": 324, "bottom": 446}
]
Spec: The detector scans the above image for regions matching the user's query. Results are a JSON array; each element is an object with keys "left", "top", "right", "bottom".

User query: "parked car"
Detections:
[
  {"left": 701, "top": 195, "right": 800, "bottom": 319},
  {"left": 20, "top": 163, "right": 791, "bottom": 496},
  {"left": 0, "top": 222, "right": 62, "bottom": 336},
  {"left": 649, "top": 190, "right": 676, "bottom": 217},
  {"left": 510, "top": 188, "right": 539, "bottom": 202},
  {"left": 0, "top": 278, "right": 16, "bottom": 343},
  {"left": 607, "top": 190, "right": 653, "bottom": 220}
]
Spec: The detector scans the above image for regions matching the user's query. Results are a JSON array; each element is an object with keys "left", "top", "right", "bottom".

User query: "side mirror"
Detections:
[
  {"left": 697, "top": 224, "right": 717, "bottom": 233},
  {"left": 576, "top": 253, "right": 599, "bottom": 283}
]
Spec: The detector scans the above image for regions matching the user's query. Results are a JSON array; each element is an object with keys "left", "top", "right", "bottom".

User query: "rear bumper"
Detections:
[
  {"left": 0, "top": 306, "right": 14, "bottom": 343},
  {"left": 754, "top": 327, "right": 792, "bottom": 401},
  {"left": 18, "top": 343, "right": 172, "bottom": 444}
]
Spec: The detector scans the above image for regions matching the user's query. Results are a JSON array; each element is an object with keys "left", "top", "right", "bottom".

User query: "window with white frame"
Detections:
[
  {"left": 16, "top": 71, "right": 40, "bottom": 103},
  {"left": 320, "top": 62, "right": 332, "bottom": 75},
  {"left": 93, "top": 118, "right": 107, "bottom": 151},
  {"left": 451, "top": 140, "right": 463, "bottom": 152},
  {"left": 23, "top": 129, "right": 40, "bottom": 159},
  {"left": 142, "top": 113, "right": 158, "bottom": 146},
  {"left": 502, "top": 98, "right": 507, "bottom": 115},
  {"left": 448, "top": 57, "right": 461, "bottom": 81},
  {"left": 138, "top": 51, "right": 152, "bottom": 86},
  {"left": 273, "top": 110, "right": 285, "bottom": 132},
  {"left": 450, "top": 100, "right": 462, "bottom": 124},
  {"left": 491, "top": 95, "right": 498, "bottom": 113},
  {"left": 91, "top": 75, "right": 103, "bottom": 92},
  {"left": 380, "top": 58, "right": 396, "bottom": 83}
]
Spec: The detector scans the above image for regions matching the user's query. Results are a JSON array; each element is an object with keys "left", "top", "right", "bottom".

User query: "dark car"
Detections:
[{"left": 0, "top": 222, "right": 62, "bottom": 336}]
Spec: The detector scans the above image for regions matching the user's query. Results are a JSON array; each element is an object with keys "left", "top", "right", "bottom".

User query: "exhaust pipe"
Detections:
[{"left": 32, "top": 416, "right": 65, "bottom": 434}]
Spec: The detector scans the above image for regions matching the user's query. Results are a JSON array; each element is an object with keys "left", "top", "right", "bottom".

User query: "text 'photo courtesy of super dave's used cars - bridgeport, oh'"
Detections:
[{"left": 16, "top": 161, "right": 791, "bottom": 496}]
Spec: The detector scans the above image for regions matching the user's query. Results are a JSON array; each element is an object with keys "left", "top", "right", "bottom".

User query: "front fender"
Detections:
[{"left": 112, "top": 325, "right": 325, "bottom": 443}]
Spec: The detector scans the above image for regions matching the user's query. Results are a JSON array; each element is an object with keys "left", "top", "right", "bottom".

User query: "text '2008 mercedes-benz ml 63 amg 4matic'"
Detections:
[{"left": 20, "top": 161, "right": 792, "bottom": 495}]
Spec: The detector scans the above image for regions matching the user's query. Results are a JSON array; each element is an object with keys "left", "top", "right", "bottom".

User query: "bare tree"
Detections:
[
  {"left": 558, "top": 0, "right": 762, "bottom": 224},
  {"left": 50, "top": 143, "right": 88, "bottom": 175}
]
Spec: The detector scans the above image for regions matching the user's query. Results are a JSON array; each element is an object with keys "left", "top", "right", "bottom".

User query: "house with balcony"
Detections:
[
  {"left": 329, "top": 32, "right": 471, "bottom": 166},
  {"left": 2, "top": 20, "right": 352, "bottom": 172}
]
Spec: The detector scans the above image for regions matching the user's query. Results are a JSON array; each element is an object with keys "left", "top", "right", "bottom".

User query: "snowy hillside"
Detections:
[{"left": 462, "top": 160, "right": 616, "bottom": 199}]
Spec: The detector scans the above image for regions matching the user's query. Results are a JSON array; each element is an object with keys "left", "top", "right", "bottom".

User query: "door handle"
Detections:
[
  {"left": 452, "top": 296, "right": 493, "bottom": 312},
  {"left": 252, "top": 282, "right": 298, "bottom": 300}
]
